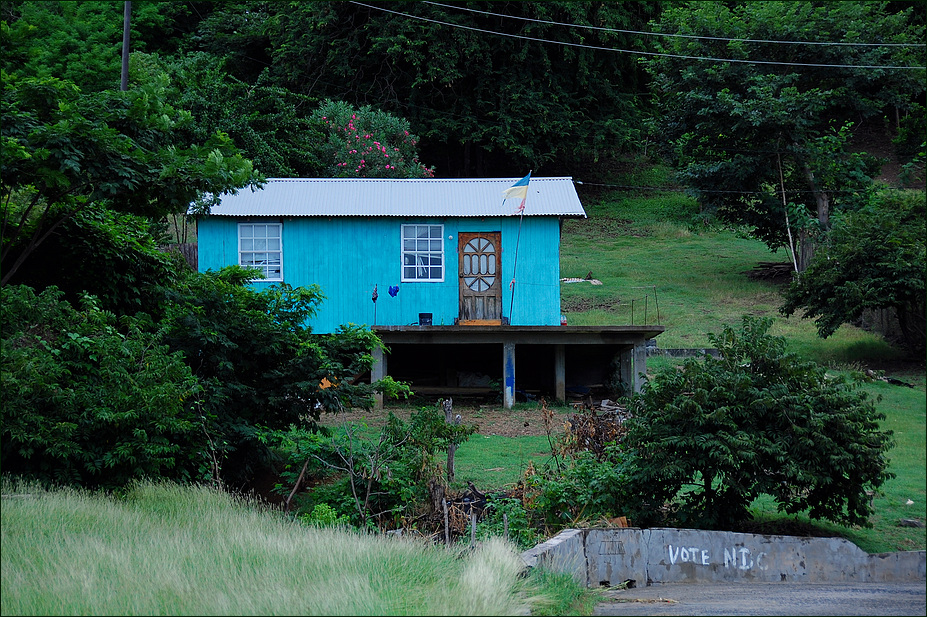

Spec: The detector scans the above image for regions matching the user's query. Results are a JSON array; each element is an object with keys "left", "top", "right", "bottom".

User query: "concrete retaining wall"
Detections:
[{"left": 521, "top": 528, "right": 926, "bottom": 587}]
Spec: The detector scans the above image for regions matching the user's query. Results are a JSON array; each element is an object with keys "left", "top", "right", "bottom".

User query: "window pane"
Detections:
[
  {"left": 401, "top": 224, "right": 442, "bottom": 281},
  {"left": 239, "top": 224, "right": 282, "bottom": 279}
]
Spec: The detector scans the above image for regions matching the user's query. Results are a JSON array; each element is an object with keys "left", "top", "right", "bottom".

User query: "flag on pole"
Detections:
[{"left": 502, "top": 171, "right": 531, "bottom": 213}]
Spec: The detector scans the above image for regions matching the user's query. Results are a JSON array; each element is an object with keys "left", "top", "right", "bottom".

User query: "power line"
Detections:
[
  {"left": 350, "top": 1, "right": 925, "bottom": 70},
  {"left": 572, "top": 180, "right": 919, "bottom": 195},
  {"left": 423, "top": 0, "right": 927, "bottom": 48}
]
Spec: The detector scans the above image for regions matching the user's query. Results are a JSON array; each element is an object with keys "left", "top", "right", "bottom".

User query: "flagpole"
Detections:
[
  {"left": 508, "top": 170, "right": 531, "bottom": 325},
  {"left": 509, "top": 211, "right": 524, "bottom": 324}
]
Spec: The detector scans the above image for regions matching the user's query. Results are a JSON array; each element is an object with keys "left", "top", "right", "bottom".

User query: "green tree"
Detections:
[
  {"left": 1, "top": 285, "right": 203, "bottom": 489},
  {"left": 152, "top": 51, "right": 321, "bottom": 178},
  {"left": 159, "top": 266, "right": 387, "bottom": 486},
  {"left": 643, "top": 1, "right": 925, "bottom": 270},
  {"left": 623, "top": 316, "right": 894, "bottom": 530},
  {"left": 1, "top": 71, "right": 261, "bottom": 284},
  {"left": 1, "top": 1, "right": 202, "bottom": 91},
  {"left": 3, "top": 203, "right": 178, "bottom": 316},
  {"left": 259, "top": 1, "right": 660, "bottom": 176},
  {"left": 781, "top": 189, "right": 926, "bottom": 355}
]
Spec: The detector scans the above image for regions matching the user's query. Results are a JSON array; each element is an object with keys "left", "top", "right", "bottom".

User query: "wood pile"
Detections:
[
  {"left": 561, "top": 404, "right": 632, "bottom": 460},
  {"left": 747, "top": 261, "right": 795, "bottom": 280}
]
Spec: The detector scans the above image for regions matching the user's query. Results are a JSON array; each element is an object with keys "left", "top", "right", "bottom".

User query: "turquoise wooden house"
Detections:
[
  {"left": 196, "top": 177, "right": 585, "bottom": 332},
  {"left": 196, "top": 177, "right": 663, "bottom": 408}
]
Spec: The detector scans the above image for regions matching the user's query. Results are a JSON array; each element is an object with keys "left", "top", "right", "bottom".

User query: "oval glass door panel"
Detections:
[{"left": 463, "top": 238, "right": 496, "bottom": 292}]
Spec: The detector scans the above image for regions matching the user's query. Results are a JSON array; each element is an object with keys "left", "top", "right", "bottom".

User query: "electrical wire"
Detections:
[
  {"left": 350, "top": 1, "right": 926, "bottom": 70},
  {"left": 572, "top": 180, "right": 919, "bottom": 195},
  {"left": 422, "top": 0, "right": 926, "bottom": 48}
]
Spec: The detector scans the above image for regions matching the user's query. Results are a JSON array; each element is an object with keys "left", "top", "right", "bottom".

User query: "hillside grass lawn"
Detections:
[
  {"left": 450, "top": 172, "right": 925, "bottom": 555},
  {"left": 0, "top": 480, "right": 599, "bottom": 616}
]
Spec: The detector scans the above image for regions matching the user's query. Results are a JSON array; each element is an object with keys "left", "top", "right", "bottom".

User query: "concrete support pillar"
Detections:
[
  {"left": 503, "top": 341, "right": 516, "bottom": 409},
  {"left": 554, "top": 344, "right": 566, "bottom": 403},
  {"left": 632, "top": 344, "right": 647, "bottom": 393},
  {"left": 619, "top": 348, "right": 633, "bottom": 394},
  {"left": 371, "top": 344, "right": 386, "bottom": 409}
]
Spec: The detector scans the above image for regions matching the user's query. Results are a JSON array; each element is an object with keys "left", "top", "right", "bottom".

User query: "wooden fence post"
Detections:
[
  {"left": 444, "top": 398, "right": 460, "bottom": 484},
  {"left": 443, "top": 499, "right": 450, "bottom": 547}
]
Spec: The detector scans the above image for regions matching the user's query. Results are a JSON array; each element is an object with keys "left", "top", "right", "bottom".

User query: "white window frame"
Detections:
[
  {"left": 401, "top": 224, "right": 444, "bottom": 282},
  {"left": 238, "top": 222, "right": 283, "bottom": 281}
]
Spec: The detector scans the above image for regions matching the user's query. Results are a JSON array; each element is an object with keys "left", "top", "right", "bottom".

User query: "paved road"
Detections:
[{"left": 591, "top": 582, "right": 926, "bottom": 616}]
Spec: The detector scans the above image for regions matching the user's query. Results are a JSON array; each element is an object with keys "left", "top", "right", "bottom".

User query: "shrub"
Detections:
[
  {"left": 299, "top": 503, "right": 352, "bottom": 528},
  {"left": 475, "top": 495, "right": 542, "bottom": 551},
  {"left": 622, "top": 315, "right": 895, "bottom": 530},
  {"left": 265, "top": 403, "right": 476, "bottom": 531},
  {"left": 1, "top": 285, "right": 202, "bottom": 489},
  {"left": 525, "top": 443, "right": 632, "bottom": 529},
  {"left": 160, "top": 266, "right": 386, "bottom": 486}
]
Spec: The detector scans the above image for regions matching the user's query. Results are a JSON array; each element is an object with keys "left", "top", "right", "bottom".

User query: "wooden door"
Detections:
[{"left": 458, "top": 232, "right": 502, "bottom": 325}]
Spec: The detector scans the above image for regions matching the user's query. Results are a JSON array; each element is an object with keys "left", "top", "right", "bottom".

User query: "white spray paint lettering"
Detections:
[
  {"left": 667, "top": 545, "right": 710, "bottom": 565},
  {"left": 667, "top": 545, "right": 768, "bottom": 570},
  {"left": 723, "top": 547, "right": 768, "bottom": 570}
]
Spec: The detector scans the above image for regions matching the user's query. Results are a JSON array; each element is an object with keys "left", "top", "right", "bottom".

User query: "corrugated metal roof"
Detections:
[{"left": 202, "top": 177, "right": 587, "bottom": 218}]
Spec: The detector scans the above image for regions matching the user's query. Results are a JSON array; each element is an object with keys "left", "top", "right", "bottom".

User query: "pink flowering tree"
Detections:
[{"left": 310, "top": 100, "right": 435, "bottom": 178}]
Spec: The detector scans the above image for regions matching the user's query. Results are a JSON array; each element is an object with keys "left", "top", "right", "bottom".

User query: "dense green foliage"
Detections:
[
  {"left": 525, "top": 444, "right": 630, "bottom": 530},
  {"left": 160, "top": 266, "right": 386, "bottom": 486},
  {"left": 644, "top": 1, "right": 925, "bottom": 269},
  {"left": 1, "top": 285, "right": 202, "bottom": 489},
  {"left": 622, "top": 316, "right": 895, "bottom": 529},
  {"left": 781, "top": 190, "right": 926, "bottom": 354},
  {"left": 154, "top": 51, "right": 321, "bottom": 178},
  {"left": 2, "top": 0, "right": 660, "bottom": 177},
  {"left": 0, "top": 265, "right": 392, "bottom": 490},
  {"left": 262, "top": 1, "right": 660, "bottom": 176},
  {"left": 4, "top": 204, "right": 177, "bottom": 315},
  {"left": 0, "top": 70, "right": 261, "bottom": 283}
]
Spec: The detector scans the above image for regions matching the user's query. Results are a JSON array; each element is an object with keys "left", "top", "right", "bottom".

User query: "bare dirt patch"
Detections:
[{"left": 319, "top": 401, "right": 575, "bottom": 439}]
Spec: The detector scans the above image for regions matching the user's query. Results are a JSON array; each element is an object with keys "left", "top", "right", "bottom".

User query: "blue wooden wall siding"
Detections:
[{"left": 197, "top": 216, "right": 563, "bottom": 333}]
